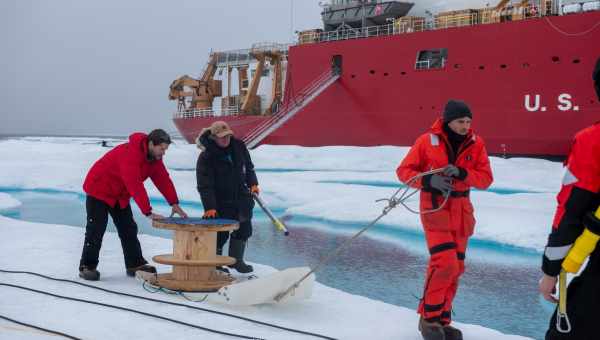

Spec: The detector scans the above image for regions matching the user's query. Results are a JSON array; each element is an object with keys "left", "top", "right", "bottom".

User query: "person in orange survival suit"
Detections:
[
  {"left": 539, "top": 58, "right": 600, "bottom": 340},
  {"left": 397, "top": 100, "right": 493, "bottom": 340}
]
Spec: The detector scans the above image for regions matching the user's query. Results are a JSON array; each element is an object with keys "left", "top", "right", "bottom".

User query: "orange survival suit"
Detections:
[{"left": 397, "top": 117, "right": 493, "bottom": 325}]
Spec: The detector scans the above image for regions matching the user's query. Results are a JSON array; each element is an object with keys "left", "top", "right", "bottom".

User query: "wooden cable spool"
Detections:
[{"left": 149, "top": 217, "right": 239, "bottom": 292}]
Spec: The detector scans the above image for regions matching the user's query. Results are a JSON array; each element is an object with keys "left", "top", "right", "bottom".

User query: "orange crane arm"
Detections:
[
  {"left": 241, "top": 51, "right": 266, "bottom": 114},
  {"left": 168, "top": 75, "right": 199, "bottom": 100},
  {"left": 495, "top": 0, "right": 511, "bottom": 10},
  {"left": 200, "top": 53, "right": 220, "bottom": 83}
]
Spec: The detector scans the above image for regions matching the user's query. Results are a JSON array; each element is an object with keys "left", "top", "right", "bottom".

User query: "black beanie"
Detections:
[
  {"left": 443, "top": 100, "right": 472, "bottom": 123},
  {"left": 593, "top": 57, "right": 600, "bottom": 101}
]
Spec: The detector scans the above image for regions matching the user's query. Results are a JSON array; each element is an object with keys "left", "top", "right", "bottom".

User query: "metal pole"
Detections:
[{"left": 362, "top": 1, "right": 366, "bottom": 28}]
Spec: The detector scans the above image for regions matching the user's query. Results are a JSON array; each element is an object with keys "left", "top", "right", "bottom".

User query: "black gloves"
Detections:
[{"left": 429, "top": 175, "right": 454, "bottom": 193}]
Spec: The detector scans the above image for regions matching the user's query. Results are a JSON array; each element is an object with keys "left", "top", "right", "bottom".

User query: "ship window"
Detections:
[{"left": 415, "top": 49, "right": 447, "bottom": 70}]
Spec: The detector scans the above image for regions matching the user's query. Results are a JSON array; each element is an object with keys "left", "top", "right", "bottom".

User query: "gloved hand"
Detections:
[
  {"left": 251, "top": 185, "right": 260, "bottom": 195},
  {"left": 443, "top": 165, "right": 460, "bottom": 177},
  {"left": 430, "top": 174, "right": 453, "bottom": 193},
  {"left": 202, "top": 209, "right": 217, "bottom": 219}
]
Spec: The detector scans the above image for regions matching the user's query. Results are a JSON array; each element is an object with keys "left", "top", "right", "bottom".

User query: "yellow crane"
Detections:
[
  {"left": 240, "top": 48, "right": 285, "bottom": 115},
  {"left": 495, "top": 0, "right": 511, "bottom": 10},
  {"left": 168, "top": 53, "right": 222, "bottom": 111}
]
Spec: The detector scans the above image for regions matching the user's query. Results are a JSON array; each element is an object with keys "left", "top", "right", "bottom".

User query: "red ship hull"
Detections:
[{"left": 175, "top": 12, "right": 600, "bottom": 156}]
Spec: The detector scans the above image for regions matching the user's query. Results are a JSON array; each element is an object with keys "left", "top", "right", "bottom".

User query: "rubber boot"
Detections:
[
  {"left": 216, "top": 247, "right": 229, "bottom": 273},
  {"left": 126, "top": 264, "right": 156, "bottom": 277},
  {"left": 443, "top": 325, "right": 462, "bottom": 340},
  {"left": 228, "top": 239, "right": 253, "bottom": 273},
  {"left": 418, "top": 317, "right": 446, "bottom": 340},
  {"left": 79, "top": 266, "right": 100, "bottom": 281}
]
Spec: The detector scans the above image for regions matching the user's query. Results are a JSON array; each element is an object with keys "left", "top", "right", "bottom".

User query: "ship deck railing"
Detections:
[
  {"left": 173, "top": 107, "right": 240, "bottom": 119},
  {"left": 212, "top": 42, "right": 293, "bottom": 68},
  {"left": 298, "top": 5, "right": 584, "bottom": 45}
]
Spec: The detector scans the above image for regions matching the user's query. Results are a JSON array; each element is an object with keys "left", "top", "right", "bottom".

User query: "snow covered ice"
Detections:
[{"left": 0, "top": 136, "right": 561, "bottom": 339}]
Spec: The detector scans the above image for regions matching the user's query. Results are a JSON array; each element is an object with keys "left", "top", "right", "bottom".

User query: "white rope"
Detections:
[
  {"left": 544, "top": 16, "right": 600, "bottom": 37},
  {"left": 274, "top": 168, "right": 450, "bottom": 302}
]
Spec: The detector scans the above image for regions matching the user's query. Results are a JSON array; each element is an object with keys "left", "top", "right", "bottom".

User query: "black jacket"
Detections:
[{"left": 196, "top": 131, "right": 258, "bottom": 211}]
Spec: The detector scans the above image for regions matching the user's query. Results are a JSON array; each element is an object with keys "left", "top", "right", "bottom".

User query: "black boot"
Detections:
[
  {"left": 418, "top": 317, "right": 446, "bottom": 340},
  {"left": 216, "top": 247, "right": 229, "bottom": 273},
  {"left": 228, "top": 239, "right": 253, "bottom": 273},
  {"left": 79, "top": 266, "right": 100, "bottom": 281},
  {"left": 443, "top": 325, "right": 462, "bottom": 340}
]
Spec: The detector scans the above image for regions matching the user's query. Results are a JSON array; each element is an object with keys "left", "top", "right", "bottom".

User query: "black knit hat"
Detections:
[
  {"left": 443, "top": 100, "right": 472, "bottom": 123},
  {"left": 593, "top": 57, "right": 600, "bottom": 101}
]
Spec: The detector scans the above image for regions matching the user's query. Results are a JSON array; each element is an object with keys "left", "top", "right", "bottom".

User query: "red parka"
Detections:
[
  {"left": 83, "top": 133, "right": 179, "bottom": 216},
  {"left": 397, "top": 118, "right": 493, "bottom": 236},
  {"left": 543, "top": 122, "right": 600, "bottom": 276}
]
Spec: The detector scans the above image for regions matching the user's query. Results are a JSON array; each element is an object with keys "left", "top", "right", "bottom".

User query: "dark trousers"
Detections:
[
  {"left": 79, "top": 196, "right": 147, "bottom": 270},
  {"left": 216, "top": 195, "right": 254, "bottom": 250},
  {"left": 546, "top": 251, "right": 600, "bottom": 340}
]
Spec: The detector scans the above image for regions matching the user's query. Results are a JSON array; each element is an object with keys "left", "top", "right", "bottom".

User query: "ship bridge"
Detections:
[{"left": 322, "top": 0, "right": 414, "bottom": 31}]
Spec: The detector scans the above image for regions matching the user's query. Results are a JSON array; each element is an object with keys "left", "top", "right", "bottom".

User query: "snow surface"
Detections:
[
  {"left": 0, "top": 136, "right": 564, "bottom": 339},
  {"left": 0, "top": 212, "right": 530, "bottom": 340}
]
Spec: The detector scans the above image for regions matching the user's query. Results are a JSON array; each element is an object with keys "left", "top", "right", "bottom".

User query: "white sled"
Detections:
[{"left": 207, "top": 267, "right": 315, "bottom": 306}]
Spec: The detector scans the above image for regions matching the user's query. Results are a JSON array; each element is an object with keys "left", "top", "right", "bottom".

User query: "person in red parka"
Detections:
[
  {"left": 79, "top": 129, "right": 188, "bottom": 281},
  {"left": 539, "top": 57, "right": 600, "bottom": 340},
  {"left": 397, "top": 100, "right": 493, "bottom": 340}
]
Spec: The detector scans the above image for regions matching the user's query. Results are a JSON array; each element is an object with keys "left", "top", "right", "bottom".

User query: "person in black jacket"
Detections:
[
  {"left": 196, "top": 121, "right": 259, "bottom": 273},
  {"left": 539, "top": 57, "right": 600, "bottom": 340}
]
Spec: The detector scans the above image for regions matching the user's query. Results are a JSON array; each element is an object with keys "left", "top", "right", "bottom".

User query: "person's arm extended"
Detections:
[
  {"left": 150, "top": 161, "right": 179, "bottom": 205},
  {"left": 150, "top": 162, "right": 187, "bottom": 218},
  {"left": 120, "top": 156, "right": 153, "bottom": 216}
]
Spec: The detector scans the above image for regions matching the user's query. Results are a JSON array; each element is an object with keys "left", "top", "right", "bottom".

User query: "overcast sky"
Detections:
[{"left": 1, "top": 0, "right": 489, "bottom": 137}]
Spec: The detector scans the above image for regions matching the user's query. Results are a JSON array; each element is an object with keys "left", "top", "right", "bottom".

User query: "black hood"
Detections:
[{"left": 197, "top": 129, "right": 231, "bottom": 158}]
